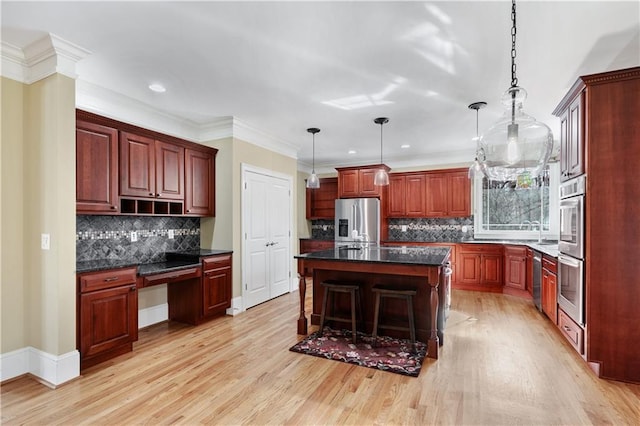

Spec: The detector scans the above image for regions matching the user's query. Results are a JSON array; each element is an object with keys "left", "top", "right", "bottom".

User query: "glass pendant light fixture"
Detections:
[
  {"left": 373, "top": 117, "right": 390, "bottom": 186},
  {"left": 468, "top": 101, "right": 487, "bottom": 179},
  {"left": 478, "top": 0, "right": 553, "bottom": 181},
  {"left": 306, "top": 127, "right": 320, "bottom": 189}
]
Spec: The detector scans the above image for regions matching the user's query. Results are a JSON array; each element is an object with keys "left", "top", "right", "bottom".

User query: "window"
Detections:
[{"left": 473, "top": 163, "right": 559, "bottom": 240}]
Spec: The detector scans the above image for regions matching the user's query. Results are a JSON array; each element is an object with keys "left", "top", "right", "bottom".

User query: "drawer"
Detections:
[
  {"left": 143, "top": 267, "right": 201, "bottom": 287},
  {"left": 542, "top": 255, "right": 558, "bottom": 274},
  {"left": 558, "top": 308, "right": 584, "bottom": 355},
  {"left": 458, "top": 244, "right": 502, "bottom": 254},
  {"left": 203, "top": 254, "right": 232, "bottom": 271},
  {"left": 79, "top": 267, "right": 137, "bottom": 293}
]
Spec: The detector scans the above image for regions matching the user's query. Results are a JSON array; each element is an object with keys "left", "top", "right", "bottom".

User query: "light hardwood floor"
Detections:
[{"left": 2, "top": 289, "right": 639, "bottom": 425}]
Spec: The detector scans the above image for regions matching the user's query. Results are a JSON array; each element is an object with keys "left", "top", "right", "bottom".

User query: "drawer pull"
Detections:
[
  {"left": 103, "top": 277, "right": 120, "bottom": 282},
  {"left": 130, "top": 286, "right": 136, "bottom": 292},
  {"left": 563, "top": 325, "right": 572, "bottom": 332}
]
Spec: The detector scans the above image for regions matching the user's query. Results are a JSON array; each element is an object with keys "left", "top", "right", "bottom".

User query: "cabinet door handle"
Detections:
[{"left": 103, "top": 277, "right": 120, "bottom": 282}]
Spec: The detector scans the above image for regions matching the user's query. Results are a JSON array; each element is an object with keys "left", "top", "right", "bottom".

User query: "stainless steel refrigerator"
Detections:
[{"left": 334, "top": 198, "right": 380, "bottom": 247}]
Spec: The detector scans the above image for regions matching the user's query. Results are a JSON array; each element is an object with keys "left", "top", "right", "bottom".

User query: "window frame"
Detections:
[{"left": 472, "top": 162, "right": 560, "bottom": 240}]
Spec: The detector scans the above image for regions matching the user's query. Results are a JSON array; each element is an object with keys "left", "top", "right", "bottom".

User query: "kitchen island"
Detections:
[{"left": 295, "top": 246, "right": 451, "bottom": 359}]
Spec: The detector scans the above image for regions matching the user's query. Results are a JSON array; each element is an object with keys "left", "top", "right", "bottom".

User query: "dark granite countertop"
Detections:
[
  {"left": 137, "top": 260, "right": 202, "bottom": 276},
  {"left": 76, "top": 248, "right": 233, "bottom": 274},
  {"left": 295, "top": 246, "right": 451, "bottom": 266},
  {"left": 384, "top": 239, "right": 559, "bottom": 258}
]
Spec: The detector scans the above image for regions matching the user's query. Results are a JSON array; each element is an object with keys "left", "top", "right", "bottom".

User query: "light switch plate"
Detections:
[
  {"left": 401, "top": 225, "right": 407, "bottom": 232},
  {"left": 168, "top": 229, "right": 175, "bottom": 239},
  {"left": 41, "top": 233, "right": 50, "bottom": 250},
  {"left": 130, "top": 231, "right": 138, "bottom": 242}
]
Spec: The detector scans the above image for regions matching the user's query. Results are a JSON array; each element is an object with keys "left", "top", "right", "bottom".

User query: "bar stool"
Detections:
[
  {"left": 371, "top": 285, "right": 417, "bottom": 347},
  {"left": 319, "top": 280, "right": 363, "bottom": 344}
]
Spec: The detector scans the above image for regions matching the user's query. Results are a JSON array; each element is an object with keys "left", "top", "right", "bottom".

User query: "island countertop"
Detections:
[{"left": 294, "top": 246, "right": 451, "bottom": 266}]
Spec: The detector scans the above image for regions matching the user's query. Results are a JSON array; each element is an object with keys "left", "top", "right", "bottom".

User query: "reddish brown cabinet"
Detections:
[
  {"left": 76, "top": 110, "right": 217, "bottom": 217},
  {"left": 306, "top": 177, "right": 338, "bottom": 219},
  {"left": 456, "top": 244, "right": 503, "bottom": 291},
  {"left": 541, "top": 256, "right": 558, "bottom": 325},
  {"left": 185, "top": 148, "right": 215, "bottom": 216},
  {"left": 202, "top": 254, "right": 232, "bottom": 318},
  {"left": 504, "top": 245, "right": 527, "bottom": 291},
  {"left": 558, "top": 94, "right": 584, "bottom": 182},
  {"left": 120, "top": 133, "right": 184, "bottom": 200},
  {"left": 425, "top": 169, "right": 470, "bottom": 218},
  {"left": 553, "top": 67, "right": 640, "bottom": 382},
  {"left": 388, "top": 173, "right": 426, "bottom": 217},
  {"left": 336, "top": 165, "right": 389, "bottom": 198},
  {"left": 76, "top": 118, "right": 119, "bottom": 214},
  {"left": 77, "top": 267, "right": 138, "bottom": 369}
]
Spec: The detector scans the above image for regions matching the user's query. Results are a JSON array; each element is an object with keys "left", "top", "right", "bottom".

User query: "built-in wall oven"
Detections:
[
  {"left": 558, "top": 175, "right": 586, "bottom": 325},
  {"left": 558, "top": 175, "right": 585, "bottom": 259}
]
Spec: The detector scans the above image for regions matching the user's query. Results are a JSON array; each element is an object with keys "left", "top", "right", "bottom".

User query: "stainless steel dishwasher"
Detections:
[{"left": 533, "top": 251, "right": 542, "bottom": 311}]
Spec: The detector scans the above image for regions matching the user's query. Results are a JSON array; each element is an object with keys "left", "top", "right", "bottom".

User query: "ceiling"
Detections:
[{"left": 2, "top": 1, "right": 639, "bottom": 173}]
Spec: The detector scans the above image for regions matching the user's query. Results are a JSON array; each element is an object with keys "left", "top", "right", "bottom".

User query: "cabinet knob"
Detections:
[
  {"left": 156, "top": 193, "right": 161, "bottom": 197},
  {"left": 186, "top": 209, "right": 190, "bottom": 213},
  {"left": 130, "top": 286, "right": 136, "bottom": 292},
  {"left": 110, "top": 205, "right": 117, "bottom": 210},
  {"left": 149, "top": 192, "right": 154, "bottom": 196}
]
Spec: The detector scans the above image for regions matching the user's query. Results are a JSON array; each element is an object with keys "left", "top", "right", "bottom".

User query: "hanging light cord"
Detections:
[
  {"left": 510, "top": 0, "right": 518, "bottom": 88},
  {"left": 311, "top": 133, "right": 316, "bottom": 173},
  {"left": 509, "top": 0, "right": 518, "bottom": 124},
  {"left": 379, "top": 123, "right": 384, "bottom": 163}
]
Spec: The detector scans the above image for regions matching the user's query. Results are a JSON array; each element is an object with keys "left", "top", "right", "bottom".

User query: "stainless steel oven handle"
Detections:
[{"left": 558, "top": 254, "right": 581, "bottom": 267}]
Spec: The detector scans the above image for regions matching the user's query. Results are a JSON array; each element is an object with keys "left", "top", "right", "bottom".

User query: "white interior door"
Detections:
[
  {"left": 268, "top": 177, "right": 291, "bottom": 299},
  {"left": 243, "top": 166, "right": 292, "bottom": 309}
]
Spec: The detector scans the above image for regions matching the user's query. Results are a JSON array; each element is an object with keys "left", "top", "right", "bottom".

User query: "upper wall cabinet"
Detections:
[
  {"left": 336, "top": 164, "right": 389, "bottom": 198},
  {"left": 556, "top": 94, "right": 584, "bottom": 181},
  {"left": 388, "top": 168, "right": 470, "bottom": 218},
  {"left": 185, "top": 148, "right": 215, "bottom": 216},
  {"left": 76, "top": 110, "right": 217, "bottom": 217},
  {"left": 306, "top": 177, "right": 338, "bottom": 219},
  {"left": 425, "top": 169, "right": 470, "bottom": 218},
  {"left": 76, "top": 120, "right": 119, "bottom": 214},
  {"left": 388, "top": 173, "right": 426, "bottom": 217},
  {"left": 119, "top": 133, "right": 184, "bottom": 200}
]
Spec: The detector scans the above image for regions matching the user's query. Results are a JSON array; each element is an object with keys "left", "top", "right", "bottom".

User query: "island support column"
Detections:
[
  {"left": 297, "top": 259, "right": 308, "bottom": 335},
  {"left": 428, "top": 273, "right": 440, "bottom": 359}
]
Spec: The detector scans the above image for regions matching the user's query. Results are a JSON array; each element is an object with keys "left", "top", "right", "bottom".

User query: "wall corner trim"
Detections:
[{"left": 1, "top": 347, "right": 80, "bottom": 386}]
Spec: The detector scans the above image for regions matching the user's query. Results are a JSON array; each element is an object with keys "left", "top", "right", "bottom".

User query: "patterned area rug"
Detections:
[{"left": 289, "top": 327, "right": 427, "bottom": 377}]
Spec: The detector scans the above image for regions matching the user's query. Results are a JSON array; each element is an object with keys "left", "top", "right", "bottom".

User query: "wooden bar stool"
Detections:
[
  {"left": 320, "top": 280, "right": 363, "bottom": 343},
  {"left": 371, "top": 285, "right": 417, "bottom": 347}
]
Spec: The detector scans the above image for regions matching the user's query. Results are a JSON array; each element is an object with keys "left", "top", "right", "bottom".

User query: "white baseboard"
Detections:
[
  {"left": 1, "top": 347, "right": 79, "bottom": 386},
  {"left": 138, "top": 303, "right": 168, "bottom": 329},
  {"left": 226, "top": 296, "right": 243, "bottom": 316}
]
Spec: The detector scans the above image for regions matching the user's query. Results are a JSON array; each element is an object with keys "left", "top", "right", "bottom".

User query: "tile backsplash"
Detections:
[
  {"left": 76, "top": 215, "right": 200, "bottom": 263},
  {"left": 310, "top": 217, "right": 474, "bottom": 242},
  {"left": 387, "top": 217, "right": 474, "bottom": 242}
]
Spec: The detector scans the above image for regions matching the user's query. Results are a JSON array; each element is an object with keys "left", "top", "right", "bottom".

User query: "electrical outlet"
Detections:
[
  {"left": 168, "top": 229, "right": 175, "bottom": 239},
  {"left": 41, "top": 233, "right": 50, "bottom": 250},
  {"left": 130, "top": 231, "right": 138, "bottom": 242},
  {"left": 401, "top": 225, "right": 407, "bottom": 232}
]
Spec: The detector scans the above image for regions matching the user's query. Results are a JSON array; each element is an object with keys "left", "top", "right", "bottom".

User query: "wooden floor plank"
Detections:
[{"left": 2, "top": 289, "right": 639, "bottom": 425}]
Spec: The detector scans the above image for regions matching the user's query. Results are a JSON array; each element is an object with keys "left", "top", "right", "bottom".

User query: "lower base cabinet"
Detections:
[
  {"left": 77, "top": 267, "right": 138, "bottom": 370},
  {"left": 202, "top": 254, "right": 232, "bottom": 318},
  {"left": 456, "top": 244, "right": 503, "bottom": 291},
  {"left": 541, "top": 256, "right": 558, "bottom": 324}
]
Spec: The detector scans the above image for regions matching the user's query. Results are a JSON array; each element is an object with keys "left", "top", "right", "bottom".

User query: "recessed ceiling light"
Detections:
[
  {"left": 401, "top": 144, "right": 411, "bottom": 149},
  {"left": 348, "top": 150, "right": 356, "bottom": 154},
  {"left": 148, "top": 83, "right": 166, "bottom": 93}
]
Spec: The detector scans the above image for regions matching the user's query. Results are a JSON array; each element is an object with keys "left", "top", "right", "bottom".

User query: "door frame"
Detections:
[{"left": 240, "top": 163, "right": 295, "bottom": 310}]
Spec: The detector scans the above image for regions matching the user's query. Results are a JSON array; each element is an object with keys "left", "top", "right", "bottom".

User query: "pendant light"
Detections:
[
  {"left": 468, "top": 101, "right": 487, "bottom": 179},
  {"left": 478, "top": 0, "right": 553, "bottom": 181},
  {"left": 306, "top": 127, "right": 320, "bottom": 189},
  {"left": 373, "top": 117, "right": 390, "bottom": 186}
]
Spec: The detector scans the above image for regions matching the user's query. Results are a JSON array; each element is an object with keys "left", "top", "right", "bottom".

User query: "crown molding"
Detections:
[
  {"left": 1, "top": 33, "right": 90, "bottom": 84},
  {"left": 231, "top": 118, "right": 299, "bottom": 159}
]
